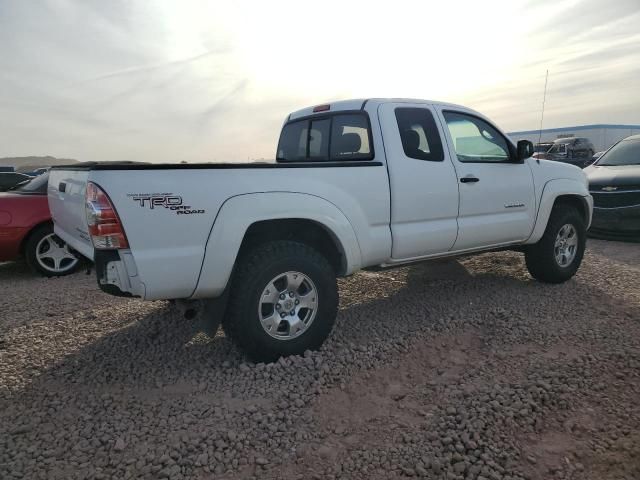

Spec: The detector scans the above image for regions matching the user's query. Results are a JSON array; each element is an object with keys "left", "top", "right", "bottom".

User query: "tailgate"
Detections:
[{"left": 47, "top": 169, "right": 94, "bottom": 260}]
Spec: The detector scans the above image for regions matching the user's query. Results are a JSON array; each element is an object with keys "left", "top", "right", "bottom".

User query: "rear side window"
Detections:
[
  {"left": 330, "top": 114, "right": 371, "bottom": 160},
  {"left": 395, "top": 108, "right": 444, "bottom": 161},
  {"left": 277, "top": 112, "right": 373, "bottom": 162}
]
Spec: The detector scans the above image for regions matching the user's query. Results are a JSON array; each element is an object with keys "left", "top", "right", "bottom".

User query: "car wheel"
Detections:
[
  {"left": 525, "top": 205, "right": 586, "bottom": 283},
  {"left": 223, "top": 240, "right": 338, "bottom": 362},
  {"left": 25, "top": 224, "right": 80, "bottom": 277}
]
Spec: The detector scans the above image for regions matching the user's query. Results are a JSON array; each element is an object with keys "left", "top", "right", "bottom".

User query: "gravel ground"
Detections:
[{"left": 0, "top": 239, "right": 638, "bottom": 480}]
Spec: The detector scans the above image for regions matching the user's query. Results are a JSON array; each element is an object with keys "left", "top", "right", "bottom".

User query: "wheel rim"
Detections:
[
  {"left": 258, "top": 271, "right": 318, "bottom": 340},
  {"left": 35, "top": 233, "right": 79, "bottom": 273},
  {"left": 554, "top": 224, "right": 578, "bottom": 268}
]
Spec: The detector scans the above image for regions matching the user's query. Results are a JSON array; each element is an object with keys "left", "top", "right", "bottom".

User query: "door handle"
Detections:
[
  {"left": 59, "top": 182, "right": 67, "bottom": 192},
  {"left": 460, "top": 176, "right": 479, "bottom": 183}
]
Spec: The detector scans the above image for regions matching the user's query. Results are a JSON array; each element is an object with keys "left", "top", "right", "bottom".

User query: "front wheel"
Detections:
[
  {"left": 525, "top": 205, "right": 586, "bottom": 283},
  {"left": 223, "top": 241, "right": 338, "bottom": 362}
]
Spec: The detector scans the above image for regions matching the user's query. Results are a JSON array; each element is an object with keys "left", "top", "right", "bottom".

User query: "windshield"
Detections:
[
  {"left": 597, "top": 139, "right": 640, "bottom": 166},
  {"left": 548, "top": 143, "right": 568, "bottom": 154},
  {"left": 12, "top": 172, "right": 49, "bottom": 193}
]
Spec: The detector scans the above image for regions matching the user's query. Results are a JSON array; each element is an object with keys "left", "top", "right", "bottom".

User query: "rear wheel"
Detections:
[
  {"left": 25, "top": 224, "right": 80, "bottom": 277},
  {"left": 223, "top": 241, "right": 338, "bottom": 362},
  {"left": 525, "top": 205, "right": 586, "bottom": 283}
]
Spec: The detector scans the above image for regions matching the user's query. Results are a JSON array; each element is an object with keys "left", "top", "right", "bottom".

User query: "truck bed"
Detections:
[{"left": 48, "top": 160, "right": 392, "bottom": 299}]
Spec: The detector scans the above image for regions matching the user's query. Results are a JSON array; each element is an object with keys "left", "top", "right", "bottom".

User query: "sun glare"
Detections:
[{"left": 222, "top": 1, "right": 524, "bottom": 102}]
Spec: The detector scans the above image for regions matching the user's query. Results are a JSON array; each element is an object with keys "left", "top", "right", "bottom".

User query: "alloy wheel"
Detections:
[{"left": 258, "top": 271, "right": 318, "bottom": 340}]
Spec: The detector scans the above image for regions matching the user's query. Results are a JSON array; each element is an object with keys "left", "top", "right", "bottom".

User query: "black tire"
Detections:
[
  {"left": 223, "top": 241, "right": 338, "bottom": 362},
  {"left": 525, "top": 205, "right": 586, "bottom": 283},
  {"left": 24, "top": 224, "right": 80, "bottom": 277}
]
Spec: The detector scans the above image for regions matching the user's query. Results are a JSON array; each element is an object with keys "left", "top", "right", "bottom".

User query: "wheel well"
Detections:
[
  {"left": 238, "top": 219, "right": 346, "bottom": 275},
  {"left": 553, "top": 195, "right": 589, "bottom": 225},
  {"left": 19, "top": 221, "right": 52, "bottom": 255}
]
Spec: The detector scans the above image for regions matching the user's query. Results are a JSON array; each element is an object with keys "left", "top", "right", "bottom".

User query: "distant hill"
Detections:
[{"left": 0, "top": 156, "right": 79, "bottom": 172}]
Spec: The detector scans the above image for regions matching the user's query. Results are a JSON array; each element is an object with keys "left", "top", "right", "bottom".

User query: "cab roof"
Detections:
[
  {"left": 287, "top": 98, "right": 471, "bottom": 121},
  {"left": 553, "top": 137, "right": 590, "bottom": 144}
]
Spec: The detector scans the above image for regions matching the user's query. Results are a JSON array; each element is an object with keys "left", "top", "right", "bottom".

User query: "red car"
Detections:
[{"left": 0, "top": 173, "right": 80, "bottom": 276}]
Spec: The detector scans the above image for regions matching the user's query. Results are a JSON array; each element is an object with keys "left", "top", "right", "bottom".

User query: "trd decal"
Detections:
[{"left": 127, "top": 193, "right": 205, "bottom": 215}]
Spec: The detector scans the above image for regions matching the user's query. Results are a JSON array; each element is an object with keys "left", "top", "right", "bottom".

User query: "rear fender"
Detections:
[
  {"left": 192, "top": 192, "right": 361, "bottom": 298},
  {"left": 527, "top": 178, "right": 591, "bottom": 244}
]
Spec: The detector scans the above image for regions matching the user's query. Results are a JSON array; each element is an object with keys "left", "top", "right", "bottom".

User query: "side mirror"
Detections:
[{"left": 517, "top": 140, "right": 534, "bottom": 161}]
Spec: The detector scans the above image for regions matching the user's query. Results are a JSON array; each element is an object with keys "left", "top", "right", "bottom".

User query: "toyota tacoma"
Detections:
[{"left": 48, "top": 98, "right": 593, "bottom": 361}]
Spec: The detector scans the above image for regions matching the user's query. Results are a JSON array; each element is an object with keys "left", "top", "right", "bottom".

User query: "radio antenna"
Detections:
[{"left": 538, "top": 69, "right": 549, "bottom": 145}]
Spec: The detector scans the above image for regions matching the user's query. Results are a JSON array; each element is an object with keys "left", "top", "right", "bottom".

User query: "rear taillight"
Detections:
[{"left": 85, "top": 182, "right": 129, "bottom": 249}]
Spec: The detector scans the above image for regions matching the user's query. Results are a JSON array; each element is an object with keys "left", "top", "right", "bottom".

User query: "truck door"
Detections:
[
  {"left": 435, "top": 108, "right": 536, "bottom": 250},
  {"left": 379, "top": 103, "right": 460, "bottom": 259}
]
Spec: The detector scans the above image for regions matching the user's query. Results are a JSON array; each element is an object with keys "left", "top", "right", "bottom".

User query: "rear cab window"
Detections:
[
  {"left": 277, "top": 112, "right": 373, "bottom": 162},
  {"left": 395, "top": 107, "right": 444, "bottom": 161}
]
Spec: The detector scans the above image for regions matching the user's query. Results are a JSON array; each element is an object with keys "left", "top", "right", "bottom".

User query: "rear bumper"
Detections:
[
  {"left": 0, "top": 226, "right": 28, "bottom": 261},
  {"left": 95, "top": 250, "right": 145, "bottom": 298}
]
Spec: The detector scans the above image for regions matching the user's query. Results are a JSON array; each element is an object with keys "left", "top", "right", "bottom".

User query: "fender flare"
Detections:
[
  {"left": 192, "top": 192, "right": 362, "bottom": 298},
  {"left": 527, "top": 178, "right": 591, "bottom": 244}
]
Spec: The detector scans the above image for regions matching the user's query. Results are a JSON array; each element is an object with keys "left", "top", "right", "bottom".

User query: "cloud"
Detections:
[
  {"left": 0, "top": 0, "right": 638, "bottom": 162},
  {"left": 464, "top": 1, "right": 640, "bottom": 132},
  {"left": 68, "top": 48, "right": 231, "bottom": 87}
]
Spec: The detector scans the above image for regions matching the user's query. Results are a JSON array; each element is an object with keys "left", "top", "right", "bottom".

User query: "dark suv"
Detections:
[{"left": 546, "top": 137, "right": 595, "bottom": 168}]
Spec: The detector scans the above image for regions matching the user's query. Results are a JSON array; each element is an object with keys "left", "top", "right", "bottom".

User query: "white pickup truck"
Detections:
[{"left": 49, "top": 98, "right": 593, "bottom": 361}]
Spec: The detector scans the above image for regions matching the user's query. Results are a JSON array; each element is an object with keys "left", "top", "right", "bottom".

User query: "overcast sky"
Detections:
[{"left": 1, "top": 0, "right": 639, "bottom": 162}]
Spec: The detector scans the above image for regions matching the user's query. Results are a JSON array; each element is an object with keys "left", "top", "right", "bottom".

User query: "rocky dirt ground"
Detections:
[{"left": 0, "top": 239, "right": 638, "bottom": 480}]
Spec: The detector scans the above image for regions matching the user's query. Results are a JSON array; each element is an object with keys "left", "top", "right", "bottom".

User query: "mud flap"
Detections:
[{"left": 172, "top": 294, "right": 228, "bottom": 338}]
